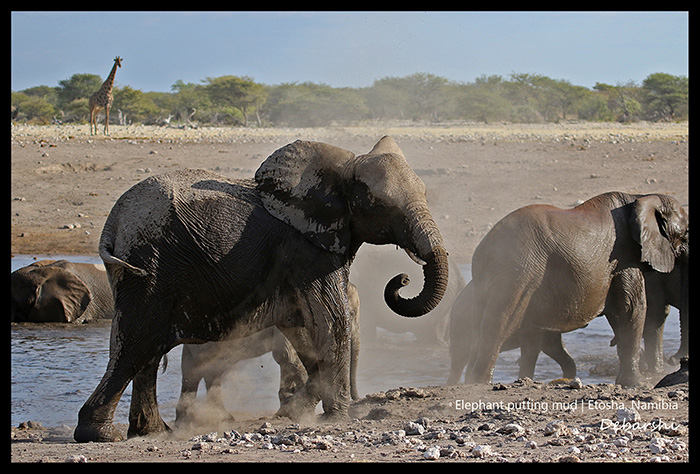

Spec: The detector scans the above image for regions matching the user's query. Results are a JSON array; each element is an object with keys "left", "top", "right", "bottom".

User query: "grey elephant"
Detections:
[
  {"left": 451, "top": 192, "right": 687, "bottom": 387},
  {"left": 639, "top": 265, "right": 688, "bottom": 372},
  {"left": 74, "top": 137, "right": 449, "bottom": 442},
  {"left": 352, "top": 246, "right": 466, "bottom": 344},
  {"left": 448, "top": 281, "right": 576, "bottom": 384},
  {"left": 176, "top": 282, "right": 361, "bottom": 424},
  {"left": 448, "top": 261, "right": 688, "bottom": 384},
  {"left": 11, "top": 260, "right": 114, "bottom": 323}
]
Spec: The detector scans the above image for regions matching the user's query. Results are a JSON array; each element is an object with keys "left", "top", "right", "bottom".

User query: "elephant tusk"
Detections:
[{"left": 404, "top": 248, "right": 427, "bottom": 266}]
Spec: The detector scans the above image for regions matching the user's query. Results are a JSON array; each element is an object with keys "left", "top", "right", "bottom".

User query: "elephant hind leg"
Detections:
[
  {"left": 466, "top": 283, "right": 535, "bottom": 384},
  {"left": 542, "top": 332, "right": 577, "bottom": 379},
  {"left": 128, "top": 356, "right": 171, "bottom": 438}
]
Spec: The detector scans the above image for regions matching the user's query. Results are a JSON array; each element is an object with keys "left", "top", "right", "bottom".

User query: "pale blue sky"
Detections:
[{"left": 11, "top": 11, "right": 688, "bottom": 93}]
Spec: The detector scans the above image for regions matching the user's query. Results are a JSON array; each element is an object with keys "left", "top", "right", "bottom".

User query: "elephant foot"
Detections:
[
  {"left": 616, "top": 373, "right": 643, "bottom": 388},
  {"left": 127, "top": 417, "right": 171, "bottom": 439},
  {"left": 318, "top": 410, "right": 349, "bottom": 423},
  {"left": 74, "top": 422, "right": 125, "bottom": 443}
]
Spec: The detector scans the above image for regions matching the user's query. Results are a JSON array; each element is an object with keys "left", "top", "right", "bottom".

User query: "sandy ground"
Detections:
[{"left": 10, "top": 122, "right": 689, "bottom": 462}]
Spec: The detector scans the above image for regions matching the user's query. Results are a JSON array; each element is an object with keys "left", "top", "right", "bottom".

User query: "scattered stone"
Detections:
[
  {"left": 497, "top": 423, "right": 525, "bottom": 436},
  {"left": 616, "top": 407, "right": 640, "bottom": 423},
  {"left": 423, "top": 445, "right": 441, "bottom": 460},
  {"left": 544, "top": 420, "right": 569, "bottom": 437},
  {"left": 404, "top": 421, "right": 425, "bottom": 436},
  {"left": 471, "top": 444, "right": 492, "bottom": 458},
  {"left": 65, "top": 454, "right": 87, "bottom": 463}
]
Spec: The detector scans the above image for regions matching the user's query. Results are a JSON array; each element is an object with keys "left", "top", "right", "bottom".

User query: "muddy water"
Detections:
[{"left": 11, "top": 255, "right": 681, "bottom": 428}]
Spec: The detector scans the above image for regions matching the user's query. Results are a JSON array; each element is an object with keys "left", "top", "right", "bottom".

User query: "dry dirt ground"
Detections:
[{"left": 10, "top": 122, "right": 689, "bottom": 463}]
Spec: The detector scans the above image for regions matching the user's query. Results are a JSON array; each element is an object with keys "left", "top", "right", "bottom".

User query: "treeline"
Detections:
[{"left": 11, "top": 71, "right": 688, "bottom": 127}]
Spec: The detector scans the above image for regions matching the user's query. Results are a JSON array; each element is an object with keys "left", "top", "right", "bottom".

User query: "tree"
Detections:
[
  {"left": 459, "top": 75, "right": 510, "bottom": 123},
  {"left": 112, "top": 86, "right": 161, "bottom": 124},
  {"left": 641, "top": 73, "right": 688, "bottom": 121},
  {"left": 204, "top": 75, "right": 267, "bottom": 126},
  {"left": 56, "top": 73, "right": 102, "bottom": 109},
  {"left": 593, "top": 81, "right": 642, "bottom": 122}
]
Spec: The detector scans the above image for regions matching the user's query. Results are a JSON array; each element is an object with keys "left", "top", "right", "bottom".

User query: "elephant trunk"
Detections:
[{"left": 384, "top": 205, "right": 449, "bottom": 318}]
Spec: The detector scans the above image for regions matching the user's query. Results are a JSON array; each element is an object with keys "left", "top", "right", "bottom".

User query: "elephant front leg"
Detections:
[{"left": 606, "top": 269, "right": 646, "bottom": 387}]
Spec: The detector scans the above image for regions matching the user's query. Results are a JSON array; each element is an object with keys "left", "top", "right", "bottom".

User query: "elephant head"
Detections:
[
  {"left": 11, "top": 262, "right": 92, "bottom": 323},
  {"left": 631, "top": 194, "right": 689, "bottom": 273},
  {"left": 632, "top": 195, "right": 689, "bottom": 365},
  {"left": 255, "top": 136, "right": 448, "bottom": 318}
]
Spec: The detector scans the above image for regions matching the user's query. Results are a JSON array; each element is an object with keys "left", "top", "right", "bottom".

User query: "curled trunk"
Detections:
[{"left": 384, "top": 245, "right": 449, "bottom": 318}]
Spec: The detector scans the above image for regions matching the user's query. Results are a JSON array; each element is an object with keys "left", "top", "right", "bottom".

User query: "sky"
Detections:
[{"left": 11, "top": 11, "right": 688, "bottom": 93}]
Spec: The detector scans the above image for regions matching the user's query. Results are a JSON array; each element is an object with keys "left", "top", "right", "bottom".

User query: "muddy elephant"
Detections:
[
  {"left": 74, "top": 137, "right": 449, "bottom": 442},
  {"left": 175, "top": 283, "right": 361, "bottom": 424},
  {"left": 451, "top": 192, "right": 687, "bottom": 388},
  {"left": 351, "top": 246, "right": 465, "bottom": 344},
  {"left": 11, "top": 260, "right": 114, "bottom": 323},
  {"left": 448, "top": 261, "right": 688, "bottom": 384}
]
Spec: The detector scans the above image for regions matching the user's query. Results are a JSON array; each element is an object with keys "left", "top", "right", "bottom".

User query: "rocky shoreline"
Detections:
[{"left": 11, "top": 380, "right": 689, "bottom": 463}]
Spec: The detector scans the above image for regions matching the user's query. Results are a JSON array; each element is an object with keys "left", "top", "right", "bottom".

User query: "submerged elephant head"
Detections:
[
  {"left": 11, "top": 261, "right": 91, "bottom": 323},
  {"left": 255, "top": 136, "right": 448, "bottom": 317}
]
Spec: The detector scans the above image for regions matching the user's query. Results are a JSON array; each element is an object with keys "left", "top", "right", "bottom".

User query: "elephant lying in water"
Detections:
[
  {"left": 11, "top": 260, "right": 113, "bottom": 323},
  {"left": 75, "top": 137, "right": 448, "bottom": 442},
  {"left": 448, "top": 263, "right": 688, "bottom": 384},
  {"left": 448, "top": 192, "right": 687, "bottom": 387},
  {"left": 176, "top": 283, "right": 361, "bottom": 424}
]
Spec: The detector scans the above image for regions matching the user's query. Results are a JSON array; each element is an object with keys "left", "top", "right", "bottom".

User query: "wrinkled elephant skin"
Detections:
[
  {"left": 74, "top": 137, "right": 448, "bottom": 442},
  {"left": 449, "top": 192, "right": 688, "bottom": 388}
]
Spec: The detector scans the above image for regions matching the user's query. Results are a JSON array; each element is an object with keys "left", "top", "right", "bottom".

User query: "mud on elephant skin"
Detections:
[
  {"left": 449, "top": 192, "right": 688, "bottom": 388},
  {"left": 175, "top": 283, "right": 361, "bottom": 425},
  {"left": 11, "top": 260, "right": 114, "bottom": 323},
  {"left": 74, "top": 136, "right": 448, "bottom": 443}
]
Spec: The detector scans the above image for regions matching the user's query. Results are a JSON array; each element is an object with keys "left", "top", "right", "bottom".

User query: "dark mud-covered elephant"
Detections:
[
  {"left": 75, "top": 137, "right": 449, "bottom": 442},
  {"left": 351, "top": 246, "right": 465, "bottom": 344},
  {"left": 450, "top": 192, "right": 687, "bottom": 387},
  {"left": 11, "top": 260, "right": 114, "bottom": 323},
  {"left": 175, "top": 283, "right": 361, "bottom": 424}
]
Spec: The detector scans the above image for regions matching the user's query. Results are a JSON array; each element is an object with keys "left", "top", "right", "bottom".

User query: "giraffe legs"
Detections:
[
  {"left": 89, "top": 106, "right": 101, "bottom": 135},
  {"left": 89, "top": 106, "right": 111, "bottom": 135}
]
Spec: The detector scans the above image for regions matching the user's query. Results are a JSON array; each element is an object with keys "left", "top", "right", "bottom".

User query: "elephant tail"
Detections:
[{"left": 98, "top": 239, "right": 148, "bottom": 277}]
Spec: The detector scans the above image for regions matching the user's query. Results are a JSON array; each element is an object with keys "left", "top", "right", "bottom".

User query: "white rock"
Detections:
[
  {"left": 471, "top": 444, "right": 492, "bottom": 458},
  {"left": 423, "top": 445, "right": 441, "bottom": 460}
]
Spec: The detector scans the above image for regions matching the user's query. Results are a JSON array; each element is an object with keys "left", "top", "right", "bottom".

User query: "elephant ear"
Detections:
[
  {"left": 630, "top": 195, "right": 676, "bottom": 273},
  {"left": 255, "top": 140, "right": 355, "bottom": 254},
  {"left": 33, "top": 267, "right": 92, "bottom": 322}
]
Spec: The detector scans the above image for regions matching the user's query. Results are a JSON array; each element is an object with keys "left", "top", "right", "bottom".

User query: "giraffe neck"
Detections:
[{"left": 102, "top": 62, "right": 119, "bottom": 92}]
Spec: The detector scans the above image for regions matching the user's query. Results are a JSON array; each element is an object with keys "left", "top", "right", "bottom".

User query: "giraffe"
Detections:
[{"left": 89, "top": 56, "right": 122, "bottom": 135}]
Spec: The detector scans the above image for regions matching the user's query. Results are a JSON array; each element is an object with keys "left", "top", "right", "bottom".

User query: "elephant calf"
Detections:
[
  {"left": 176, "top": 283, "right": 361, "bottom": 424},
  {"left": 450, "top": 192, "right": 688, "bottom": 387},
  {"left": 11, "top": 260, "right": 114, "bottom": 323}
]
